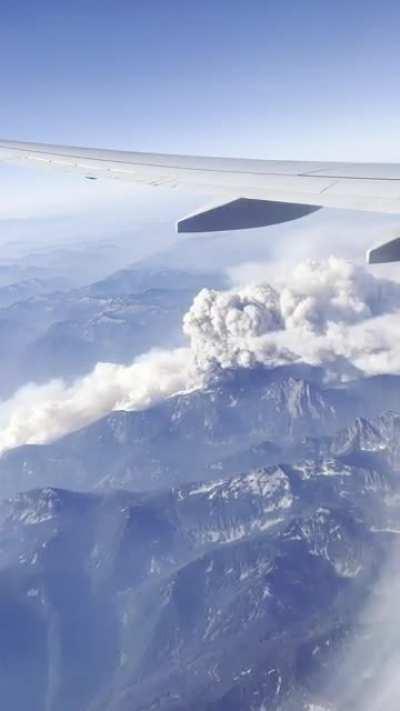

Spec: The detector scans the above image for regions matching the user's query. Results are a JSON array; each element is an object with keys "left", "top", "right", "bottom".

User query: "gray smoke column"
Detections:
[
  {"left": 1, "top": 256, "right": 400, "bottom": 452},
  {"left": 184, "top": 256, "right": 400, "bottom": 377}
]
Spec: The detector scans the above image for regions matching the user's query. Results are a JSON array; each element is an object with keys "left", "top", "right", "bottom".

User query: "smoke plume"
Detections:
[
  {"left": 1, "top": 256, "right": 400, "bottom": 452},
  {"left": 0, "top": 349, "right": 200, "bottom": 453},
  {"left": 184, "top": 256, "right": 400, "bottom": 376}
]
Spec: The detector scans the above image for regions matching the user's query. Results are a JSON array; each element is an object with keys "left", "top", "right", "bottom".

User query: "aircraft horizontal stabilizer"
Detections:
[
  {"left": 367, "top": 237, "right": 400, "bottom": 264},
  {"left": 177, "top": 198, "right": 320, "bottom": 233}
]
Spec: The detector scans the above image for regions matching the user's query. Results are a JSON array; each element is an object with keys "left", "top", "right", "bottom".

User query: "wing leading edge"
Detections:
[{"left": 1, "top": 139, "right": 400, "bottom": 262}]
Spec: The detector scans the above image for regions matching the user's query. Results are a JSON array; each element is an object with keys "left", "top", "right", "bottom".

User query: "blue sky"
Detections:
[{"left": 0, "top": 0, "right": 400, "bottom": 244}]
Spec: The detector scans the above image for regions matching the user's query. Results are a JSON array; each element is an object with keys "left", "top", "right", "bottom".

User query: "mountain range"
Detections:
[
  {"left": 0, "top": 266, "right": 227, "bottom": 397},
  {"left": 0, "top": 246, "right": 399, "bottom": 709},
  {"left": 0, "top": 435, "right": 397, "bottom": 710}
]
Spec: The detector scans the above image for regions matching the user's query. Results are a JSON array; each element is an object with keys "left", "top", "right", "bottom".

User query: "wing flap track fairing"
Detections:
[{"left": 177, "top": 198, "right": 321, "bottom": 233}]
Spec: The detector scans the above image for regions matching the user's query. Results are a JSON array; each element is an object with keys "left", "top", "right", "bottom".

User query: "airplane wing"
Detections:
[{"left": 1, "top": 138, "right": 400, "bottom": 262}]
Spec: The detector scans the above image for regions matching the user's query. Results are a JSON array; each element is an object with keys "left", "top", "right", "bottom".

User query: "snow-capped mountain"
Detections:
[
  {"left": 0, "top": 365, "right": 364, "bottom": 497},
  {"left": 2, "top": 248, "right": 400, "bottom": 710},
  {"left": 0, "top": 451, "right": 397, "bottom": 711},
  {"left": 2, "top": 360, "right": 400, "bottom": 499},
  {"left": 331, "top": 411, "right": 400, "bottom": 471}
]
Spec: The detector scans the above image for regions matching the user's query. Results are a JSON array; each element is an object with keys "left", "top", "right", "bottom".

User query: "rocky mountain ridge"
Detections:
[
  {"left": 0, "top": 448, "right": 397, "bottom": 711},
  {"left": 1, "top": 365, "right": 400, "bottom": 498}
]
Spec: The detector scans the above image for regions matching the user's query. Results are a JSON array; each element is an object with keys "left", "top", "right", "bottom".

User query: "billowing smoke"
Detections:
[
  {"left": 1, "top": 255, "right": 400, "bottom": 452},
  {"left": 0, "top": 349, "right": 201, "bottom": 453},
  {"left": 184, "top": 256, "right": 400, "bottom": 377}
]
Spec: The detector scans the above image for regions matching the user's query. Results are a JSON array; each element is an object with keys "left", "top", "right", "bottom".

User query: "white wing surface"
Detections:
[{"left": 1, "top": 139, "right": 400, "bottom": 261}]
